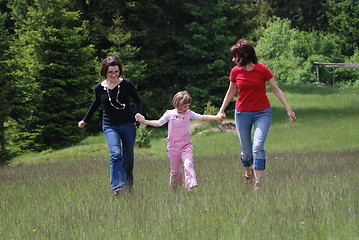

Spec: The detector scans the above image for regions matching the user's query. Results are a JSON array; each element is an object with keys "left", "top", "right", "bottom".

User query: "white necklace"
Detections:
[{"left": 103, "top": 82, "right": 126, "bottom": 110}]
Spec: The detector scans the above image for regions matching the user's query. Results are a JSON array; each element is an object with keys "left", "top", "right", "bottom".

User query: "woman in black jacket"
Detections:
[{"left": 78, "top": 56, "right": 143, "bottom": 194}]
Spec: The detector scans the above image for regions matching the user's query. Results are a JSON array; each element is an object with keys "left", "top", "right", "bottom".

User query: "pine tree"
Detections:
[
  {"left": 325, "top": 0, "right": 359, "bottom": 56},
  {"left": 175, "top": 0, "right": 239, "bottom": 113},
  {"left": 0, "top": 0, "right": 11, "bottom": 163},
  {"left": 8, "top": 0, "right": 97, "bottom": 151}
]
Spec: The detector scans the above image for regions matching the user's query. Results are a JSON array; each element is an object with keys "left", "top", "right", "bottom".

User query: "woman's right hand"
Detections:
[{"left": 78, "top": 120, "right": 86, "bottom": 128}]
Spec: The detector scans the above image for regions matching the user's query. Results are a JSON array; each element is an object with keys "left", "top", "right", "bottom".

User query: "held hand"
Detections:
[
  {"left": 217, "top": 112, "right": 226, "bottom": 122},
  {"left": 135, "top": 113, "right": 141, "bottom": 121},
  {"left": 287, "top": 110, "right": 296, "bottom": 123},
  {"left": 134, "top": 113, "right": 141, "bottom": 121},
  {"left": 135, "top": 113, "right": 145, "bottom": 123},
  {"left": 78, "top": 120, "right": 86, "bottom": 128},
  {"left": 217, "top": 114, "right": 223, "bottom": 123}
]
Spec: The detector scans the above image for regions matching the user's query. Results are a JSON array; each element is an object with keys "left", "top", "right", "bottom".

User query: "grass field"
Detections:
[{"left": 1, "top": 86, "right": 358, "bottom": 239}]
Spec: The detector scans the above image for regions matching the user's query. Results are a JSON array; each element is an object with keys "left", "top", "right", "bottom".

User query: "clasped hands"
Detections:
[
  {"left": 217, "top": 112, "right": 226, "bottom": 122},
  {"left": 135, "top": 112, "right": 226, "bottom": 123},
  {"left": 135, "top": 113, "right": 145, "bottom": 123}
]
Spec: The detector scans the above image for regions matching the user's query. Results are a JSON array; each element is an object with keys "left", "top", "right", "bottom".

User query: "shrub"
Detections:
[
  {"left": 135, "top": 124, "right": 152, "bottom": 148},
  {"left": 256, "top": 17, "right": 347, "bottom": 85},
  {"left": 203, "top": 100, "right": 219, "bottom": 127}
]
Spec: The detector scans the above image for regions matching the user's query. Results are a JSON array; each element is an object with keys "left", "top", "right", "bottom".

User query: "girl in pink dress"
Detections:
[{"left": 136, "top": 91, "right": 219, "bottom": 192}]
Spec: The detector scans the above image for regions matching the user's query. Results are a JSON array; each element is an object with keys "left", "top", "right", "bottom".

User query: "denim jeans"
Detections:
[
  {"left": 234, "top": 108, "right": 272, "bottom": 170},
  {"left": 103, "top": 123, "right": 136, "bottom": 192}
]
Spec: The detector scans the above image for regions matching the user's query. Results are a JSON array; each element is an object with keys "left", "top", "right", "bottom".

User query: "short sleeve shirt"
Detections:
[
  {"left": 229, "top": 64, "right": 274, "bottom": 111},
  {"left": 157, "top": 109, "right": 203, "bottom": 143}
]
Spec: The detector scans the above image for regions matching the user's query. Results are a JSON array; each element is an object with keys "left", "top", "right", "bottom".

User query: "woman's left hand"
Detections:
[
  {"left": 217, "top": 112, "right": 226, "bottom": 122},
  {"left": 287, "top": 110, "right": 296, "bottom": 123},
  {"left": 135, "top": 113, "right": 144, "bottom": 122}
]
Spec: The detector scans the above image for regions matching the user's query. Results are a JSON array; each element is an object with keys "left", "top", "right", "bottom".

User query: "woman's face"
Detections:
[
  {"left": 107, "top": 66, "right": 120, "bottom": 81},
  {"left": 232, "top": 56, "right": 242, "bottom": 66}
]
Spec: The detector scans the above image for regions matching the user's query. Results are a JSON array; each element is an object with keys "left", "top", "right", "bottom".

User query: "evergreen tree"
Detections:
[
  {"left": 119, "top": 0, "right": 183, "bottom": 118},
  {"left": 104, "top": 14, "right": 147, "bottom": 115},
  {"left": 268, "top": 0, "right": 327, "bottom": 31},
  {"left": 175, "top": 0, "right": 241, "bottom": 112},
  {"left": 8, "top": 0, "right": 97, "bottom": 151},
  {"left": 104, "top": 15, "right": 147, "bottom": 86},
  {"left": 67, "top": 0, "right": 123, "bottom": 58},
  {"left": 0, "top": 0, "right": 11, "bottom": 163},
  {"left": 118, "top": 0, "right": 270, "bottom": 116},
  {"left": 325, "top": 0, "right": 359, "bottom": 56}
]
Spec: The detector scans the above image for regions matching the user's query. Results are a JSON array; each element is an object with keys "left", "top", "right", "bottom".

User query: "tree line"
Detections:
[{"left": 0, "top": 0, "right": 358, "bottom": 163}]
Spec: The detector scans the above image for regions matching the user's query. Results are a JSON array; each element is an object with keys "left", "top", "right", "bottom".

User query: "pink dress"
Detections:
[{"left": 157, "top": 109, "right": 203, "bottom": 190}]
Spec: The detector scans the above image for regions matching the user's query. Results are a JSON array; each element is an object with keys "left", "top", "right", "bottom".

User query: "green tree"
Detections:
[
  {"left": 325, "top": 0, "right": 359, "bottom": 56},
  {"left": 174, "top": 0, "right": 239, "bottom": 113},
  {"left": 171, "top": 0, "right": 271, "bottom": 113},
  {"left": 103, "top": 14, "right": 147, "bottom": 118},
  {"left": 256, "top": 17, "right": 342, "bottom": 85},
  {"left": 8, "top": 0, "right": 97, "bottom": 151},
  {"left": 67, "top": 0, "right": 123, "bottom": 58},
  {"left": 268, "top": 0, "right": 328, "bottom": 31},
  {"left": 118, "top": 0, "right": 183, "bottom": 118},
  {"left": 104, "top": 14, "right": 147, "bottom": 86},
  {"left": 114, "top": 0, "right": 271, "bottom": 117},
  {"left": 0, "top": 0, "right": 11, "bottom": 163}
]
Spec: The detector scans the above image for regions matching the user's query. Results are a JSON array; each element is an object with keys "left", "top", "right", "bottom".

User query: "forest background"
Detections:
[{"left": 0, "top": 0, "right": 358, "bottom": 163}]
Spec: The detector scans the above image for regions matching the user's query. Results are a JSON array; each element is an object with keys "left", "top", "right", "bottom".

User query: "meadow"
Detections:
[{"left": 0, "top": 86, "right": 358, "bottom": 240}]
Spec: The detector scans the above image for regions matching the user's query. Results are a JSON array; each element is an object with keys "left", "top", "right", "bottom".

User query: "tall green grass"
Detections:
[{"left": 1, "top": 86, "right": 358, "bottom": 239}]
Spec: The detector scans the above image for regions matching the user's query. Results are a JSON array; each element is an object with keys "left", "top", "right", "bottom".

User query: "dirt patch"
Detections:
[
  {"left": 191, "top": 121, "right": 236, "bottom": 135},
  {"left": 215, "top": 121, "right": 236, "bottom": 132}
]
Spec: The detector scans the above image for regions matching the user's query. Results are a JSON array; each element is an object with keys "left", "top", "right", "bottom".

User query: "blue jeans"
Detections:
[
  {"left": 103, "top": 123, "right": 136, "bottom": 192},
  {"left": 234, "top": 108, "right": 272, "bottom": 170}
]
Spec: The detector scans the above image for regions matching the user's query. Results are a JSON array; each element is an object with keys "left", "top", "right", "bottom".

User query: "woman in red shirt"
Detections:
[{"left": 218, "top": 39, "right": 296, "bottom": 189}]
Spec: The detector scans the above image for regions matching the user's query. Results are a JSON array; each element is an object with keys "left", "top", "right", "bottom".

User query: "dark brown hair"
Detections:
[
  {"left": 230, "top": 39, "right": 258, "bottom": 66},
  {"left": 172, "top": 91, "right": 192, "bottom": 109},
  {"left": 100, "top": 56, "right": 123, "bottom": 77}
]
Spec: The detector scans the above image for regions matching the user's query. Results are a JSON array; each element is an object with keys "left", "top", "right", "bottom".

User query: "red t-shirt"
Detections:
[{"left": 229, "top": 63, "right": 274, "bottom": 111}]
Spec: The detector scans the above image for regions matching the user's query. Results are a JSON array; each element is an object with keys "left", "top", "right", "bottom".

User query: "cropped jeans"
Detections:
[
  {"left": 103, "top": 123, "right": 136, "bottom": 192},
  {"left": 234, "top": 108, "right": 272, "bottom": 170}
]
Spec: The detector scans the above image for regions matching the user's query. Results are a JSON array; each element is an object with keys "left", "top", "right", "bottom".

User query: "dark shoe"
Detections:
[{"left": 125, "top": 182, "right": 133, "bottom": 192}]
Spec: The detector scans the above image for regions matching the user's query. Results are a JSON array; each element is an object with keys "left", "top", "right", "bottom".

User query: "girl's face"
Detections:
[
  {"left": 107, "top": 66, "right": 120, "bottom": 82},
  {"left": 177, "top": 103, "right": 190, "bottom": 114}
]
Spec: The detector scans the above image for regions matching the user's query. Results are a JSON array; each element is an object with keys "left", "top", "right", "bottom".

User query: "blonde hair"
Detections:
[{"left": 172, "top": 91, "right": 192, "bottom": 109}]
